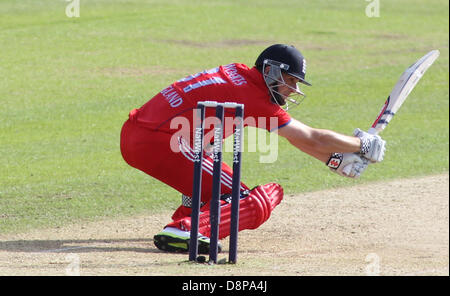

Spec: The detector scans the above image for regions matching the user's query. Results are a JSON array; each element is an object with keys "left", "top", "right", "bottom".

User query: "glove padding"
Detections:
[
  {"left": 327, "top": 152, "right": 367, "bottom": 178},
  {"left": 354, "top": 128, "right": 386, "bottom": 163}
]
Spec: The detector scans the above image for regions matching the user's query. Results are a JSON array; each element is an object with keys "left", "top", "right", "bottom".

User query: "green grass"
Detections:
[{"left": 0, "top": 0, "right": 448, "bottom": 233}]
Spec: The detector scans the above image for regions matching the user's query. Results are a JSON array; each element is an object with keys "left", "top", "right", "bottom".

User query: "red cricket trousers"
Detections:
[{"left": 120, "top": 119, "right": 249, "bottom": 220}]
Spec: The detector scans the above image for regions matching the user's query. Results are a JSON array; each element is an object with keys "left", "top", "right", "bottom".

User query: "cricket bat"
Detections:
[{"left": 343, "top": 49, "right": 440, "bottom": 175}]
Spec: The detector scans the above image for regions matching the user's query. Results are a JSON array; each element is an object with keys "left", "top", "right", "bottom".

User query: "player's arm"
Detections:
[
  {"left": 277, "top": 118, "right": 386, "bottom": 164},
  {"left": 276, "top": 118, "right": 360, "bottom": 163}
]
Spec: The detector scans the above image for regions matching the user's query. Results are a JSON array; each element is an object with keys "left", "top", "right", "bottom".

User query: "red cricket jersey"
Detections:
[{"left": 128, "top": 63, "right": 292, "bottom": 142}]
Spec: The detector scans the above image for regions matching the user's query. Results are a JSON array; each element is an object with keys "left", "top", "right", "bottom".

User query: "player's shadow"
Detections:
[{"left": 0, "top": 238, "right": 166, "bottom": 254}]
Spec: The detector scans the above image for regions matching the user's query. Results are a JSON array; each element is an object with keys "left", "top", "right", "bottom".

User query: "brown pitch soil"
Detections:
[{"left": 1, "top": 173, "right": 448, "bottom": 276}]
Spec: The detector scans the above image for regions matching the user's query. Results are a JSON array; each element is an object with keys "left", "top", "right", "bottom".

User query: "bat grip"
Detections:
[{"left": 367, "top": 127, "right": 378, "bottom": 135}]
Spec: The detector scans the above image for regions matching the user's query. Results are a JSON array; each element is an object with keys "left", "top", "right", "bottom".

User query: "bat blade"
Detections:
[{"left": 369, "top": 49, "right": 440, "bottom": 135}]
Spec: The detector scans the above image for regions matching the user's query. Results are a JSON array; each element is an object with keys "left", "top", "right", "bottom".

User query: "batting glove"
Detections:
[
  {"left": 327, "top": 152, "right": 367, "bottom": 178},
  {"left": 354, "top": 128, "right": 386, "bottom": 163}
]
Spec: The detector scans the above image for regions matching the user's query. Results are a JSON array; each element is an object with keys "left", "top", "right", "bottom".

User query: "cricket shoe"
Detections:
[{"left": 153, "top": 227, "right": 222, "bottom": 254}]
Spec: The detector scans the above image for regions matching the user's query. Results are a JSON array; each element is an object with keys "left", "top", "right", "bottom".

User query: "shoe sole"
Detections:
[{"left": 153, "top": 234, "right": 221, "bottom": 254}]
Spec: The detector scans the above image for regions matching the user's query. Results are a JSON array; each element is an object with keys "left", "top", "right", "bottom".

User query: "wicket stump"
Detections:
[{"left": 188, "top": 101, "right": 244, "bottom": 264}]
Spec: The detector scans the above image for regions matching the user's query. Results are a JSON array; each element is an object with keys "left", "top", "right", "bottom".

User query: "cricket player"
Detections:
[{"left": 120, "top": 44, "right": 386, "bottom": 253}]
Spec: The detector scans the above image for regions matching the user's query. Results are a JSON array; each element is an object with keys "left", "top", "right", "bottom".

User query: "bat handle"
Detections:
[{"left": 367, "top": 127, "right": 378, "bottom": 135}]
